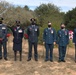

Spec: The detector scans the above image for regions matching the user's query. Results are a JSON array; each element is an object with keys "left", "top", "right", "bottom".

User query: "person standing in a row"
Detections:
[
  {"left": 43, "top": 22, "right": 56, "bottom": 62},
  {"left": 27, "top": 18, "right": 39, "bottom": 61},
  {"left": 73, "top": 28, "right": 76, "bottom": 62},
  {"left": 57, "top": 23, "right": 69, "bottom": 62},
  {"left": 0, "top": 17, "right": 8, "bottom": 60},
  {"left": 12, "top": 21, "right": 24, "bottom": 61}
]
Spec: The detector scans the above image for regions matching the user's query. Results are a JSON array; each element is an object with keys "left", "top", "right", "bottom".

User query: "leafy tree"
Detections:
[
  {"left": 64, "top": 7, "right": 76, "bottom": 30},
  {"left": 34, "top": 3, "right": 64, "bottom": 29},
  {"left": 0, "top": 1, "right": 35, "bottom": 28},
  {"left": 34, "top": 3, "right": 64, "bottom": 44},
  {"left": 24, "top": 5, "right": 29, "bottom": 11}
]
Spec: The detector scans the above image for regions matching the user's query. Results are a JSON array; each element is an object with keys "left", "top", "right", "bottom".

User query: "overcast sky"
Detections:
[{"left": 1, "top": 0, "right": 76, "bottom": 12}]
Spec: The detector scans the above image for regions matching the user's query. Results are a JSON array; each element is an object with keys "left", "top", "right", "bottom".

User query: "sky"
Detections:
[{"left": 1, "top": 0, "right": 76, "bottom": 12}]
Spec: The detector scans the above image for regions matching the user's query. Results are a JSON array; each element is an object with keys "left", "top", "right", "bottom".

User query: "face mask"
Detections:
[
  {"left": 48, "top": 25, "right": 51, "bottom": 28},
  {"left": 17, "top": 24, "right": 20, "bottom": 27},
  {"left": 61, "top": 27, "right": 65, "bottom": 29},
  {"left": 31, "top": 22, "right": 35, "bottom": 25}
]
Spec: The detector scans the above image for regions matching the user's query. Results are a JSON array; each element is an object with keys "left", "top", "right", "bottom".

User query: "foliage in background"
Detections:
[
  {"left": 1, "top": 1, "right": 75, "bottom": 46},
  {"left": 0, "top": 1, "right": 36, "bottom": 28},
  {"left": 64, "top": 7, "right": 76, "bottom": 30},
  {"left": 34, "top": 3, "right": 65, "bottom": 44}
]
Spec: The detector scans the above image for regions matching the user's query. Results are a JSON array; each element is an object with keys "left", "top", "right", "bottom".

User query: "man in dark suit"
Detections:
[
  {"left": 27, "top": 18, "right": 39, "bottom": 61},
  {"left": 57, "top": 23, "right": 69, "bottom": 62},
  {"left": 43, "top": 22, "right": 56, "bottom": 62},
  {"left": 0, "top": 17, "right": 8, "bottom": 60}
]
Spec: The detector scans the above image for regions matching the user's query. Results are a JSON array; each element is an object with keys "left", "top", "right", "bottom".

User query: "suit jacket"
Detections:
[
  {"left": 0, "top": 24, "right": 7, "bottom": 42},
  {"left": 73, "top": 28, "right": 76, "bottom": 43},
  {"left": 57, "top": 29, "right": 69, "bottom": 46},
  {"left": 12, "top": 27, "right": 24, "bottom": 44},
  {"left": 43, "top": 28, "right": 56, "bottom": 44},
  {"left": 27, "top": 25, "right": 39, "bottom": 43}
]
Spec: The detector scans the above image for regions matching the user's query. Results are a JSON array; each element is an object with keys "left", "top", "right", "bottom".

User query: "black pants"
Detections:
[
  {"left": 28, "top": 42, "right": 38, "bottom": 59},
  {"left": 0, "top": 42, "right": 7, "bottom": 58}
]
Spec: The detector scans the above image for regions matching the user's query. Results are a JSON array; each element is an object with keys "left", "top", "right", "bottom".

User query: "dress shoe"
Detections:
[
  {"left": 35, "top": 59, "right": 38, "bottom": 61},
  {"left": 50, "top": 60, "right": 53, "bottom": 62},
  {"left": 62, "top": 60, "right": 66, "bottom": 62},
  {"left": 0, "top": 57, "right": 2, "bottom": 60},
  {"left": 4, "top": 58, "right": 8, "bottom": 60},
  {"left": 27, "top": 59, "right": 31, "bottom": 61},
  {"left": 45, "top": 59, "right": 48, "bottom": 62}
]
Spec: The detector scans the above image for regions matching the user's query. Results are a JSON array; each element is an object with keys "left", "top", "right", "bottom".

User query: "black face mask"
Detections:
[
  {"left": 31, "top": 21, "right": 35, "bottom": 25},
  {"left": 61, "top": 27, "right": 65, "bottom": 29},
  {"left": 48, "top": 25, "right": 51, "bottom": 28},
  {"left": 17, "top": 24, "right": 20, "bottom": 27}
]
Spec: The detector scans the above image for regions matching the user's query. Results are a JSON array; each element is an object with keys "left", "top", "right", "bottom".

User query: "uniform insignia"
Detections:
[
  {"left": 18, "top": 29, "right": 22, "bottom": 33},
  {"left": 35, "top": 29, "right": 37, "bottom": 31},
  {"left": 65, "top": 31, "right": 67, "bottom": 35},
  {"left": 51, "top": 30, "right": 53, "bottom": 34},
  {"left": 2, "top": 27, "right": 6, "bottom": 29}
]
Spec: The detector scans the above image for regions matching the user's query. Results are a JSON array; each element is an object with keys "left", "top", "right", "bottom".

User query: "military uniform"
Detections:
[
  {"left": 27, "top": 24, "right": 39, "bottom": 61},
  {"left": 57, "top": 29, "right": 69, "bottom": 62},
  {"left": 73, "top": 29, "right": 76, "bottom": 43},
  {"left": 0, "top": 17, "right": 8, "bottom": 60},
  {"left": 43, "top": 28, "right": 56, "bottom": 61},
  {"left": 73, "top": 28, "right": 76, "bottom": 62},
  {"left": 12, "top": 21, "right": 24, "bottom": 61},
  {"left": 13, "top": 27, "right": 24, "bottom": 51}
]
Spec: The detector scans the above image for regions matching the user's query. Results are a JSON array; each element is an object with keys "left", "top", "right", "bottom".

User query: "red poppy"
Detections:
[
  {"left": 7, "top": 33, "right": 11, "bottom": 37},
  {"left": 24, "top": 34, "right": 28, "bottom": 39}
]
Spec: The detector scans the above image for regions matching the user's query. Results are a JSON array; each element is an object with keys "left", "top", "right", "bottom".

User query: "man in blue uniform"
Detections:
[
  {"left": 57, "top": 23, "right": 69, "bottom": 62},
  {"left": 73, "top": 28, "right": 76, "bottom": 62},
  {"left": 12, "top": 20, "right": 24, "bottom": 61},
  {"left": 0, "top": 17, "right": 8, "bottom": 60},
  {"left": 27, "top": 18, "right": 39, "bottom": 61},
  {"left": 43, "top": 22, "right": 56, "bottom": 62}
]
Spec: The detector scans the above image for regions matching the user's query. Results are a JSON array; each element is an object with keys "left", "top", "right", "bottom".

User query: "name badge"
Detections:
[
  {"left": 51, "top": 30, "right": 53, "bottom": 34},
  {"left": 18, "top": 30, "right": 22, "bottom": 33},
  {"left": 2, "top": 27, "right": 6, "bottom": 29},
  {"left": 35, "top": 29, "right": 37, "bottom": 31}
]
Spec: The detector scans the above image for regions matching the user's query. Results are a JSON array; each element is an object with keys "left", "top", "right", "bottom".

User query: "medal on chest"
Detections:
[
  {"left": 65, "top": 31, "right": 67, "bottom": 35},
  {"left": 2, "top": 27, "right": 6, "bottom": 29},
  {"left": 18, "top": 29, "right": 22, "bottom": 33},
  {"left": 35, "top": 28, "right": 37, "bottom": 31},
  {"left": 51, "top": 30, "right": 53, "bottom": 34}
]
